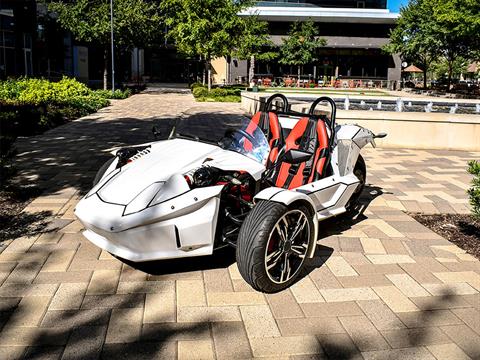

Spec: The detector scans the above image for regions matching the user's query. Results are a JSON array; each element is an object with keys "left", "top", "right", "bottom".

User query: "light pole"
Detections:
[{"left": 110, "top": 0, "right": 115, "bottom": 92}]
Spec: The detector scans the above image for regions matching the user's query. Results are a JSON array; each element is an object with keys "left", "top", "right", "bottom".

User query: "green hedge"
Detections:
[
  {"left": 191, "top": 84, "right": 242, "bottom": 102},
  {"left": 95, "top": 88, "right": 132, "bottom": 100},
  {"left": 0, "top": 77, "right": 132, "bottom": 185},
  {"left": 0, "top": 77, "right": 110, "bottom": 111}
]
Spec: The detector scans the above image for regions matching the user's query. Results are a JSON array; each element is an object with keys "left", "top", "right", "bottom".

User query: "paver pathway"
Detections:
[{"left": 1, "top": 93, "right": 479, "bottom": 359}]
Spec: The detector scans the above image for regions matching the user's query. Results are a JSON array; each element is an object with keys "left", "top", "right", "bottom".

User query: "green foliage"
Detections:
[
  {"left": 48, "top": 0, "right": 162, "bottom": 89},
  {"left": 432, "top": 57, "right": 469, "bottom": 80},
  {"left": 95, "top": 89, "right": 132, "bottom": 100},
  {"left": 191, "top": 84, "right": 241, "bottom": 102},
  {"left": 47, "top": 0, "right": 162, "bottom": 48},
  {"left": 0, "top": 77, "right": 108, "bottom": 110},
  {"left": 161, "top": 0, "right": 251, "bottom": 60},
  {"left": 192, "top": 86, "right": 208, "bottom": 98},
  {"left": 383, "top": 0, "right": 439, "bottom": 88},
  {"left": 385, "top": 0, "right": 480, "bottom": 87},
  {"left": 234, "top": 16, "right": 277, "bottom": 62},
  {"left": 161, "top": 0, "right": 256, "bottom": 89},
  {"left": 279, "top": 19, "right": 326, "bottom": 68},
  {"left": 467, "top": 160, "right": 480, "bottom": 219},
  {"left": 0, "top": 77, "right": 113, "bottom": 179},
  {"left": 190, "top": 82, "right": 205, "bottom": 90}
]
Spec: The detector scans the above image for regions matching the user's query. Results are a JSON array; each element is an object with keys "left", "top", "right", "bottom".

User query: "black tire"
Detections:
[
  {"left": 346, "top": 154, "right": 367, "bottom": 213},
  {"left": 93, "top": 158, "right": 115, "bottom": 186},
  {"left": 236, "top": 200, "right": 315, "bottom": 293}
]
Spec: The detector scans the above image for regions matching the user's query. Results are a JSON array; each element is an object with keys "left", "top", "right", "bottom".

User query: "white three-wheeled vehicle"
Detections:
[{"left": 75, "top": 94, "right": 386, "bottom": 292}]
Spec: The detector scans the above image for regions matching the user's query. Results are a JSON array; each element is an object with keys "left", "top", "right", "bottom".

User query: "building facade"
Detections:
[
  {"left": 213, "top": 0, "right": 400, "bottom": 87},
  {"left": 1, "top": 0, "right": 400, "bottom": 87}
]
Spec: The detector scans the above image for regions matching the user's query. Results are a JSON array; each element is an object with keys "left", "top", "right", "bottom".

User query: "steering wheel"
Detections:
[
  {"left": 224, "top": 128, "right": 256, "bottom": 144},
  {"left": 236, "top": 129, "right": 256, "bottom": 143}
]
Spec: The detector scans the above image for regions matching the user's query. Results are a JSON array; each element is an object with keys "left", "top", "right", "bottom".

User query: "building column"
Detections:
[
  {"left": 131, "top": 47, "right": 144, "bottom": 83},
  {"left": 387, "top": 53, "right": 402, "bottom": 87}
]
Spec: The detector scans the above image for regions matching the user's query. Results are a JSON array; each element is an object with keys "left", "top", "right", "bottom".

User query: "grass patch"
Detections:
[{"left": 191, "top": 83, "right": 243, "bottom": 102}]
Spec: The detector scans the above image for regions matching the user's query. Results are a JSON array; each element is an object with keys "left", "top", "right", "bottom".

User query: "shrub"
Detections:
[
  {"left": 190, "top": 84, "right": 241, "bottom": 102},
  {"left": 0, "top": 77, "right": 110, "bottom": 111},
  {"left": 209, "top": 88, "right": 228, "bottom": 97},
  {"left": 95, "top": 88, "right": 132, "bottom": 100},
  {"left": 190, "top": 82, "right": 205, "bottom": 90},
  {"left": 467, "top": 160, "right": 480, "bottom": 218},
  {"left": 192, "top": 86, "right": 208, "bottom": 98},
  {"left": 0, "top": 77, "right": 113, "bottom": 183}
]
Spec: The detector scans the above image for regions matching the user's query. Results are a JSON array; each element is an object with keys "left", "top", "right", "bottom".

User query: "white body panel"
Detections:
[{"left": 75, "top": 122, "right": 376, "bottom": 262}]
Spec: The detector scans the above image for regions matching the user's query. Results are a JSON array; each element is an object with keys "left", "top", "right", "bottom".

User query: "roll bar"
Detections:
[
  {"left": 263, "top": 94, "right": 337, "bottom": 147},
  {"left": 264, "top": 93, "right": 289, "bottom": 112},
  {"left": 309, "top": 96, "right": 336, "bottom": 134}
]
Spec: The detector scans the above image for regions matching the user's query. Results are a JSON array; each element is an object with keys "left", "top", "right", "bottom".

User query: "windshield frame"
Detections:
[{"left": 169, "top": 116, "right": 270, "bottom": 165}]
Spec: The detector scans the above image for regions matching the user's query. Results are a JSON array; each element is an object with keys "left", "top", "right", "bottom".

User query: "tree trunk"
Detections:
[
  {"left": 423, "top": 69, "right": 427, "bottom": 89},
  {"left": 103, "top": 48, "right": 108, "bottom": 90},
  {"left": 447, "top": 61, "right": 453, "bottom": 91},
  {"left": 202, "top": 56, "right": 206, "bottom": 85},
  {"left": 207, "top": 57, "right": 212, "bottom": 91},
  {"left": 249, "top": 55, "right": 255, "bottom": 84},
  {"left": 297, "top": 65, "right": 301, "bottom": 86}
]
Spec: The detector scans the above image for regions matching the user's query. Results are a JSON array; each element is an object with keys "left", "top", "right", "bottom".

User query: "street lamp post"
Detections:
[{"left": 110, "top": 0, "right": 115, "bottom": 92}]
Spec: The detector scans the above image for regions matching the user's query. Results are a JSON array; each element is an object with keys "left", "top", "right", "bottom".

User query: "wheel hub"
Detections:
[{"left": 282, "top": 240, "right": 292, "bottom": 253}]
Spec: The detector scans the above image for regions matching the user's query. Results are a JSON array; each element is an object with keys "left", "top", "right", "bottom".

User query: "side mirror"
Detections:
[
  {"left": 280, "top": 149, "right": 313, "bottom": 164},
  {"left": 373, "top": 132, "right": 387, "bottom": 139}
]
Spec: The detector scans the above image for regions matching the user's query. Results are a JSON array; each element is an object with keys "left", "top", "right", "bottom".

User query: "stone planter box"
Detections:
[{"left": 241, "top": 92, "right": 480, "bottom": 151}]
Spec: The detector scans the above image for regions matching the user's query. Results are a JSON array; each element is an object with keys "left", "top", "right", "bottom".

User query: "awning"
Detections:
[{"left": 403, "top": 65, "right": 423, "bottom": 72}]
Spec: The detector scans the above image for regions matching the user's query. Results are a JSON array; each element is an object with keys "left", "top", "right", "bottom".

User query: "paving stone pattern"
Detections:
[{"left": 1, "top": 93, "right": 479, "bottom": 359}]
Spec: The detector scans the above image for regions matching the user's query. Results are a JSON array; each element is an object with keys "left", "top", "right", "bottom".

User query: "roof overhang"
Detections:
[
  {"left": 269, "top": 35, "right": 390, "bottom": 48},
  {"left": 240, "top": 6, "right": 399, "bottom": 24}
]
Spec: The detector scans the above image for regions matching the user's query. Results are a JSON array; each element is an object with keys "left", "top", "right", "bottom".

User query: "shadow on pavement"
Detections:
[
  {"left": 127, "top": 246, "right": 237, "bottom": 276},
  {"left": 317, "top": 184, "right": 388, "bottom": 239}
]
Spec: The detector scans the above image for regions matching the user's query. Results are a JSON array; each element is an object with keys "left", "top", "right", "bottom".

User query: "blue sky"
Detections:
[{"left": 388, "top": 0, "right": 408, "bottom": 12}]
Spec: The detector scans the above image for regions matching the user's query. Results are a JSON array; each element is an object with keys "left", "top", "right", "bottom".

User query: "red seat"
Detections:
[
  {"left": 272, "top": 117, "right": 329, "bottom": 189},
  {"left": 245, "top": 111, "right": 283, "bottom": 167}
]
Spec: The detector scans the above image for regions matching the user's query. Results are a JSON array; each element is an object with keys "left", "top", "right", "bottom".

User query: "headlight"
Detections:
[
  {"left": 123, "top": 174, "right": 190, "bottom": 215},
  {"left": 123, "top": 182, "right": 164, "bottom": 215}
]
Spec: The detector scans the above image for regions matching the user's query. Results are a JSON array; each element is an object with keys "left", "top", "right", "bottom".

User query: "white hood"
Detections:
[{"left": 97, "top": 138, "right": 264, "bottom": 205}]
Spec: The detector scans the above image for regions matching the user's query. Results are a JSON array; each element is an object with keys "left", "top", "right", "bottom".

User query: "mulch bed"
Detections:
[{"left": 412, "top": 213, "right": 480, "bottom": 259}]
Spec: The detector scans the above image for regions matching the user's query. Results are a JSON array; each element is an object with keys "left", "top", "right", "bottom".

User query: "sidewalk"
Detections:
[{"left": 0, "top": 93, "right": 479, "bottom": 359}]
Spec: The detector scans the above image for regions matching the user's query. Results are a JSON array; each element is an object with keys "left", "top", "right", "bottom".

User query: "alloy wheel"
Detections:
[{"left": 264, "top": 209, "right": 311, "bottom": 284}]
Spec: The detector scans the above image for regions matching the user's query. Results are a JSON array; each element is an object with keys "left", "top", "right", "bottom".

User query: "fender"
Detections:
[{"left": 254, "top": 187, "right": 318, "bottom": 259}]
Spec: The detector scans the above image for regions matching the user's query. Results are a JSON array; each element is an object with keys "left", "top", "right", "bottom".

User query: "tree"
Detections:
[
  {"left": 385, "top": 0, "right": 480, "bottom": 89},
  {"left": 383, "top": 0, "right": 440, "bottom": 89},
  {"left": 279, "top": 19, "right": 326, "bottom": 84},
  {"left": 161, "top": 0, "right": 252, "bottom": 90},
  {"left": 429, "top": 0, "right": 480, "bottom": 88},
  {"left": 234, "top": 16, "right": 277, "bottom": 84},
  {"left": 432, "top": 56, "right": 468, "bottom": 82},
  {"left": 48, "top": 0, "right": 162, "bottom": 90}
]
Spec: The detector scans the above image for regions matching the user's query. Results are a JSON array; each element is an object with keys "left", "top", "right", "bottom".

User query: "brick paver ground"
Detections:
[{"left": 1, "top": 93, "right": 479, "bottom": 359}]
